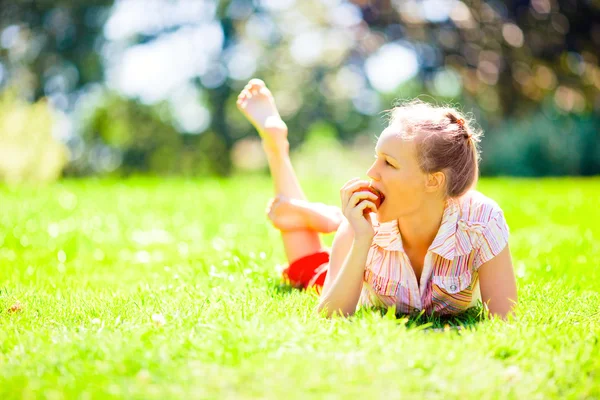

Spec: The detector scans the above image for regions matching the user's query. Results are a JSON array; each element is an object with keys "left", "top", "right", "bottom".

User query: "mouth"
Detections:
[{"left": 368, "top": 183, "right": 386, "bottom": 206}]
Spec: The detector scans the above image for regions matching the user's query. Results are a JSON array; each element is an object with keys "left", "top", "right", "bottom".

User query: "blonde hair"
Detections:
[{"left": 387, "top": 99, "right": 483, "bottom": 198}]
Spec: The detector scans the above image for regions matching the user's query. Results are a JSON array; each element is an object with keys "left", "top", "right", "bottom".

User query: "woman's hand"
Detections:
[{"left": 340, "top": 178, "right": 378, "bottom": 241}]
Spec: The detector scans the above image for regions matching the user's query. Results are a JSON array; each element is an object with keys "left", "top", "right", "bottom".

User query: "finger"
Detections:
[
  {"left": 348, "top": 191, "right": 379, "bottom": 209},
  {"left": 340, "top": 178, "right": 368, "bottom": 207},
  {"left": 345, "top": 179, "right": 372, "bottom": 196},
  {"left": 345, "top": 182, "right": 377, "bottom": 206},
  {"left": 340, "top": 177, "right": 361, "bottom": 208},
  {"left": 350, "top": 182, "right": 379, "bottom": 208},
  {"left": 340, "top": 177, "right": 361, "bottom": 191},
  {"left": 354, "top": 200, "right": 377, "bottom": 217}
]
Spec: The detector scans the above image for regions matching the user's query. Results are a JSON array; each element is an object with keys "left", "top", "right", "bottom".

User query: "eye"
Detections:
[{"left": 374, "top": 155, "right": 396, "bottom": 168}]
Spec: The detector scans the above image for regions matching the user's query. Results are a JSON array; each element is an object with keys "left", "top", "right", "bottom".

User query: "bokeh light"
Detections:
[{"left": 0, "top": 0, "right": 597, "bottom": 180}]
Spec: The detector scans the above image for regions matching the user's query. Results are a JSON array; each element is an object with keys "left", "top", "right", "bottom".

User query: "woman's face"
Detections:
[{"left": 366, "top": 128, "right": 430, "bottom": 222}]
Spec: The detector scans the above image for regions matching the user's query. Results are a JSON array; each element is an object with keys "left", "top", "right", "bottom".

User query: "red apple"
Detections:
[{"left": 355, "top": 185, "right": 384, "bottom": 216}]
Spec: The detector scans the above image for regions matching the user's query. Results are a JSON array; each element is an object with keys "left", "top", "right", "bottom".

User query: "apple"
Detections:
[{"left": 355, "top": 185, "right": 385, "bottom": 216}]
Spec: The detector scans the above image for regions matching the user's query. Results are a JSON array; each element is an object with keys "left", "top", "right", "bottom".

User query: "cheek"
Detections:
[{"left": 392, "top": 171, "right": 424, "bottom": 195}]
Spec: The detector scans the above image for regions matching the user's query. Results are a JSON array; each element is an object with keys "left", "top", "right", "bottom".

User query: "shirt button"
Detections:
[{"left": 450, "top": 284, "right": 457, "bottom": 291}]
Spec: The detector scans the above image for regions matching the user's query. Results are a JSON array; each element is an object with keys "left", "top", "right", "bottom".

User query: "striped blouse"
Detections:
[{"left": 360, "top": 190, "right": 510, "bottom": 316}]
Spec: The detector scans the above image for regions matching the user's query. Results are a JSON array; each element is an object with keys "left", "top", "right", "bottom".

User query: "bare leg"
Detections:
[{"left": 237, "top": 79, "right": 328, "bottom": 264}]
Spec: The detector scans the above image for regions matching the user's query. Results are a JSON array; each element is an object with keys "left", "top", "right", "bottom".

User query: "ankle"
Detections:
[{"left": 263, "top": 140, "right": 289, "bottom": 158}]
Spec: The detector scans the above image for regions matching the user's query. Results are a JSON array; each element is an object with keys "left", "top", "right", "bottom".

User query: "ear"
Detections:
[{"left": 424, "top": 171, "right": 445, "bottom": 194}]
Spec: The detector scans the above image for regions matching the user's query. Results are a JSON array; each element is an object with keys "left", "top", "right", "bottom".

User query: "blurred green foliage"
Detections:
[
  {"left": 0, "top": 0, "right": 112, "bottom": 100},
  {"left": 68, "top": 93, "right": 231, "bottom": 176},
  {"left": 0, "top": 0, "right": 599, "bottom": 180},
  {"left": 0, "top": 90, "right": 68, "bottom": 183},
  {"left": 481, "top": 108, "right": 600, "bottom": 176}
]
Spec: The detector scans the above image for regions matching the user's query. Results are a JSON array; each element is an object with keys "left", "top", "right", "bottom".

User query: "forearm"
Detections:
[{"left": 315, "top": 238, "right": 371, "bottom": 318}]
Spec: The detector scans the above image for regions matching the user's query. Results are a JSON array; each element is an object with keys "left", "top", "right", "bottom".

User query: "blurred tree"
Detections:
[
  {"left": 481, "top": 108, "right": 600, "bottom": 176},
  {"left": 206, "top": 0, "right": 600, "bottom": 175},
  {"left": 68, "top": 91, "right": 229, "bottom": 176},
  {"left": 1, "top": 0, "right": 599, "bottom": 177},
  {"left": 352, "top": 0, "right": 600, "bottom": 120},
  {"left": 0, "top": 0, "right": 112, "bottom": 104}
]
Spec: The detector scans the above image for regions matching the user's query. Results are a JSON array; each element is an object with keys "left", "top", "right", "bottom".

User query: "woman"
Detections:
[{"left": 237, "top": 79, "right": 518, "bottom": 320}]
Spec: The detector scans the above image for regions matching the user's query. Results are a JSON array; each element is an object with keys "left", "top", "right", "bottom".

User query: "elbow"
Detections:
[
  {"left": 489, "top": 309, "right": 512, "bottom": 321},
  {"left": 314, "top": 301, "right": 354, "bottom": 319},
  {"left": 485, "top": 298, "right": 518, "bottom": 321},
  {"left": 314, "top": 302, "right": 333, "bottom": 318}
]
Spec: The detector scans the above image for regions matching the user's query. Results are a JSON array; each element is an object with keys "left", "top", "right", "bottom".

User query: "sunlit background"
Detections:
[{"left": 0, "top": 0, "right": 598, "bottom": 183}]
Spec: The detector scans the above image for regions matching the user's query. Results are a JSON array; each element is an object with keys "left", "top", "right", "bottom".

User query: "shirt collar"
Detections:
[{"left": 372, "top": 197, "right": 471, "bottom": 260}]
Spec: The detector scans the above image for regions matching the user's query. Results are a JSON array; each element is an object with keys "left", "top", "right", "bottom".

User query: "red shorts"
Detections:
[{"left": 282, "top": 251, "right": 330, "bottom": 292}]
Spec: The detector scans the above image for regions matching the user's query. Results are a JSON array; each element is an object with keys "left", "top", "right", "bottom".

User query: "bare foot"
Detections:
[
  {"left": 236, "top": 79, "right": 288, "bottom": 153},
  {"left": 265, "top": 195, "right": 307, "bottom": 231},
  {"left": 266, "top": 195, "right": 344, "bottom": 233}
]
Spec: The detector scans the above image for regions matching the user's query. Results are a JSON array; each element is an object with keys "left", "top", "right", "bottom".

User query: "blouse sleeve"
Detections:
[{"left": 473, "top": 209, "right": 510, "bottom": 271}]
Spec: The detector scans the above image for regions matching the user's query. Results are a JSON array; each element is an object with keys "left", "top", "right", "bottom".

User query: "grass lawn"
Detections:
[{"left": 1, "top": 175, "right": 599, "bottom": 399}]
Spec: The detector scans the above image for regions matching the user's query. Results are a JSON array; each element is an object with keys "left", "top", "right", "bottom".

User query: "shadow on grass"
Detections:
[
  {"left": 271, "top": 282, "right": 299, "bottom": 295},
  {"left": 271, "top": 282, "right": 486, "bottom": 332},
  {"left": 360, "top": 304, "right": 486, "bottom": 332}
]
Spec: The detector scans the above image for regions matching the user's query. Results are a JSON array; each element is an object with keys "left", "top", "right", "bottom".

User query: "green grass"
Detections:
[{"left": 1, "top": 175, "right": 599, "bottom": 399}]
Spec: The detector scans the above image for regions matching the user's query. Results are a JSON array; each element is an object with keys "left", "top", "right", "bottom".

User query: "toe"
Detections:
[
  {"left": 237, "top": 93, "right": 248, "bottom": 108},
  {"left": 249, "top": 78, "right": 265, "bottom": 88}
]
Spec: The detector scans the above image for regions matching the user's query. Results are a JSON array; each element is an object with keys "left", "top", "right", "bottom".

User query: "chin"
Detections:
[
  {"left": 376, "top": 201, "right": 404, "bottom": 223},
  {"left": 375, "top": 207, "right": 392, "bottom": 223}
]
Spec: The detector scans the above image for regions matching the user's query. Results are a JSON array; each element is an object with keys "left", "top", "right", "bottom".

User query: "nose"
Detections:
[{"left": 366, "top": 160, "right": 380, "bottom": 182}]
